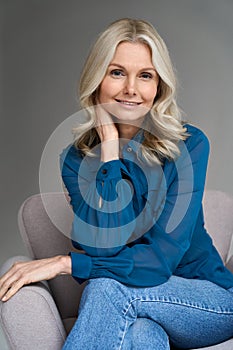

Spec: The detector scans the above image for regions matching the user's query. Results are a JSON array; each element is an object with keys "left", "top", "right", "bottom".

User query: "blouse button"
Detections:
[
  {"left": 101, "top": 168, "right": 108, "bottom": 174},
  {"left": 127, "top": 147, "right": 132, "bottom": 152}
]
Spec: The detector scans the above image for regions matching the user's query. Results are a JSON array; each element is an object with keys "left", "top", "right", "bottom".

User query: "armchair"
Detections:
[{"left": 1, "top": 190, "right": 233, "bottom": 349}]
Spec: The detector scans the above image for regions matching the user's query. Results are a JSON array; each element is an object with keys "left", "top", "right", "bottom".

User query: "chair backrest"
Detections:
[
  {"left": 203, "top": 190, "right": 233, "bottom": 263},
  {"left": 17, "top": 190, "right": 233, "bottom": 322},
  {"left": 17, "top": 192, "right": 85, "bottom": 323}
]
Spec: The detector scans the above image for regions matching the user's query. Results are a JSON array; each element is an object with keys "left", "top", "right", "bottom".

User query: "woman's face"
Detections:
[{"left": 98, "top": 41, "right": 159, "bottom": 121}]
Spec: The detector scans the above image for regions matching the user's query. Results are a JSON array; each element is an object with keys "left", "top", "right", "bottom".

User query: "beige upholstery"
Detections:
[
  {"left": 0, "top": 190, "right": 233, "bottom": 349},
  {"left": 16, "top": 192, "right": 86, "bottom": 331}
]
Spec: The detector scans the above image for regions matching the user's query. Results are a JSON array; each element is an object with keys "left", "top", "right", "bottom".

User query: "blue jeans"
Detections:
[{"left": 63, "top": 276, "right": 233, "bottom": 349}]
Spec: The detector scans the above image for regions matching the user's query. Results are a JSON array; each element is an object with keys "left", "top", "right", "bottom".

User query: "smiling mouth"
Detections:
[{"left": 115, "top": 99, "right": 142, "bottom": 106}]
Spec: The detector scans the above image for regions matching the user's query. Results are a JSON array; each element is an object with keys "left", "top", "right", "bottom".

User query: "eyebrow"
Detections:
[{"left": 109, "top": 63, "right": 156, "bottom": 72}]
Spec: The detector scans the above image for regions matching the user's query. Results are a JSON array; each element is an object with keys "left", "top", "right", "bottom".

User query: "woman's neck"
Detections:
[{"left": 116, "top": 123, "right": 140, "bottom": 141}]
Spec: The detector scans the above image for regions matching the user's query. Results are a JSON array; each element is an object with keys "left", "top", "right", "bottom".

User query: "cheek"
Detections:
[
  {"left": 144, "top": 85, "right": 158, "bottom": 104},
  {"left": 98, "top": 81, "right": 108, "bottom": 102},
  {"left": 99, "top": 79, "right": 118, "bottom": 102}
]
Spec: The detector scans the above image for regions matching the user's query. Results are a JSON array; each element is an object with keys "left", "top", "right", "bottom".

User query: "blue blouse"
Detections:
[{"left": 60, "top": 124, "right": 233, "bottom": 289}]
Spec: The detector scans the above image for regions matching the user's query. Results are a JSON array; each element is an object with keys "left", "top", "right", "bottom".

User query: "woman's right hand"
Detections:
[
  {"left": 0, "top": 255, "right": 71, "bottom": 302},
  {"left": 95, "top": 105, "right": 119, "bottom": 162}
]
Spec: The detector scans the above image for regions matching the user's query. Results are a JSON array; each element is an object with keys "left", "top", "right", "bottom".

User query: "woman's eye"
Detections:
[
  {"left": 140, "top": 72, "right": 153, "bottom": 80},
  {"left": 110, "top": 69, "right": 124, "bottom": 77}
]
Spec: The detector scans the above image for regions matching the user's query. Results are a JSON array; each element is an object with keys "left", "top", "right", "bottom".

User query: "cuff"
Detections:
[
  {"left": 69, "top": 252, "right": 92, "bottom": 279},
  {"left": 96, "top": 160, "right": 122, "bottom": 181}
]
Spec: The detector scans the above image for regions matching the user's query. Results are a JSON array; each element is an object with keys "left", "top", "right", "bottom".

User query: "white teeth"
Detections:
[
  {"left": 118, "top": 100, "right": 138, "bottom": 106},
  {"left": 122, "top": 101, "right": 136, "bottom": 105}
]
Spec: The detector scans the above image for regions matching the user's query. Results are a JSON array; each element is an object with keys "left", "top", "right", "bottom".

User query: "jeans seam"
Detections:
[
  {"left": 140, "top": 299, "right": 233, "bottom": 314},
  {"left": 119, "top": 300, "right": 140, "bottom": 350},
  {"left": 118, "top": 319, "right": 130, "bottom": 350},
  {"left": 103, "top": 287, "right": 129, "bottom": 317},
  {"left": 123, "top": 298, "right": 140, "bottom": 317},
  {"left": 103, "top": 292, "right": 139, "bottom": 349}
]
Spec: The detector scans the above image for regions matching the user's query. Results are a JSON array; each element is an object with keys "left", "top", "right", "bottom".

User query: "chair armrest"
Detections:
[{"left": 0, "top": 256, "right": 66, "bottom": 350}]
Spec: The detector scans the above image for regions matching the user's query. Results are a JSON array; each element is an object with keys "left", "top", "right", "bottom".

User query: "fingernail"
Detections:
[{"left": 2, "top": 296, "right": 6, "bottom": 301}]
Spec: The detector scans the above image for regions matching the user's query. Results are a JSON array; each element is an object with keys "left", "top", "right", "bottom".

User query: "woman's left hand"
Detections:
[
  {"left": 0, "top": 255, "right": 71, "bottom": 302},
  {"left": 95, "top": 104, "right": 119, "bottom": 162}
]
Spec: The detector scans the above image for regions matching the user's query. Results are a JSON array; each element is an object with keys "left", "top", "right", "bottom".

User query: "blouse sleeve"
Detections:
[
  {"left": 60, "top": 146, "right": 136, "bottom": 257},
  {"left": 61, "top": 128, "right": 210, "bottom": 287}
]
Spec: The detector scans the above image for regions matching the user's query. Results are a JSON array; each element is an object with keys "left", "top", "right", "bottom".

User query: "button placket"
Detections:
[{"left": 98, "top": 164, "right": 110, "bottom": 208}]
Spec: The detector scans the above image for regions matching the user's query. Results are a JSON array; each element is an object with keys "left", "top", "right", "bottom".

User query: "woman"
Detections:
[{"left": 1, "top": 18, "right": 233, "bottom": 349}]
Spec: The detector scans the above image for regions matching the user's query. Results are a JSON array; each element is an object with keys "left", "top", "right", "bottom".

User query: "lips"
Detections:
[{"left": 115, "top": 99, "right": 142, "bottom": 106}]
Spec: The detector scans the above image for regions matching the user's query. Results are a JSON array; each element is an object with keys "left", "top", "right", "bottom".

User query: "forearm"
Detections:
[{"left": 0, "top": 255, "right": 72, "bottom": 302}]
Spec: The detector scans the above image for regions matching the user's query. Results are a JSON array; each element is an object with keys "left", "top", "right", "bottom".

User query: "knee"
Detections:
[
  {"left": 130, "top": 318, "right": 169, "bottom": 350},
  {"left": 80, "top": 278, "right": 131, "bottom": 314},
  {"left": 80, "top": 278, "right": 118, "bottom": 303},
  {"left": 86, "top": 277, "right": 126, "bottom": 297}
]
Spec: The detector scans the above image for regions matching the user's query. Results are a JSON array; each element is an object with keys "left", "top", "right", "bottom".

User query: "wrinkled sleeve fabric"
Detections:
[
  {"left": 60, "top": 126, "right": 210, "bottom": 287},
  {"left": 60, "top": 146, "right": 136, "bottom": 257}
]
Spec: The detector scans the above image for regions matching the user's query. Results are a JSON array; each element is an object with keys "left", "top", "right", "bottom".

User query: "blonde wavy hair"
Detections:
[{"left": 73, "top": 18, "right": 188, "bottom": 164}]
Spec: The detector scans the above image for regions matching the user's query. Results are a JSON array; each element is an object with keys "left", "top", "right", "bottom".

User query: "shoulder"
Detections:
[
  {"left": 184, "top": 123, "right": 210, "bottom": 152},
  {"left": 60, "top": 143, "right": 81, "bottom": 159},
  {"left": 60, "top": 143, "right": 83, "bottom": 173}
]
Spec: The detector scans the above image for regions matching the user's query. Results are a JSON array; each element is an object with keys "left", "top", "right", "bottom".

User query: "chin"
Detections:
[{"left": 103, "top": 102, "right": 149, "bottom": 123}]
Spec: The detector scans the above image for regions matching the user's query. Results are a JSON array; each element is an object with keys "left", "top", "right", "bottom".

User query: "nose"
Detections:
[{"left": 123, "top": 76, "right": 137, "bottom": 96}]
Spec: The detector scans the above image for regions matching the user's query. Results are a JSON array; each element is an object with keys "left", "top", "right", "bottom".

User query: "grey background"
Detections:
[{"left": 1, "top": 0, "right": 233, "bottom": 348}]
